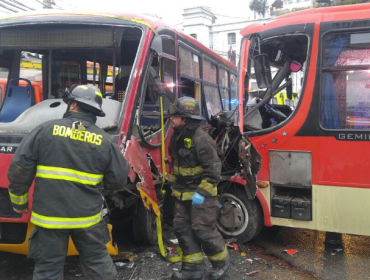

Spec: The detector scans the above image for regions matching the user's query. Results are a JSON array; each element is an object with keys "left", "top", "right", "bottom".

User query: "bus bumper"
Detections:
[{"left": 0, "top": 222, "right": 118, "bottom": 256}]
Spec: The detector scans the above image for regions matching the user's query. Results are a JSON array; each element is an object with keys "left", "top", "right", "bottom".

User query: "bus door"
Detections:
[{"left": 316, "top": 26, "right": 370, "bottom": 235}]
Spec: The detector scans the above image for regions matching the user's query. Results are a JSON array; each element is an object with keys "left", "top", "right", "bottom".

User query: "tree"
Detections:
[
  {"left": 271, "top": 0, "right": 284, "bottom": 9},
  {"left": 249, "top": 0, "right": 269, "bottom": 18}
]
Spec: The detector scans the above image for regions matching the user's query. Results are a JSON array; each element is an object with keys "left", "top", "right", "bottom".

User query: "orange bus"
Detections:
[
  {"left": 0, "top": 11, "right": 258, "bottom": 256},
  {"left": 237, "top": 3, "right": 370, "bottom": 237}
]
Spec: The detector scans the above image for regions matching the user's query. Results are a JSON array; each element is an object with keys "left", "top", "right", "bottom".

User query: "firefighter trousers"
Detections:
[
  {"left": 28, "top": 222, "right": 117, "bottom": 280},
  {"left": 173, "top": 198, "right": 229, "bottom": 271}
]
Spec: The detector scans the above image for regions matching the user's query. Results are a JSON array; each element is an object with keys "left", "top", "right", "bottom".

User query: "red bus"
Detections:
[
  {"left": 237, "top": 3, "right": 370, "bottom": 237},
  {"left": 0, "top": 11, "right": 258, "bottom": 255}
]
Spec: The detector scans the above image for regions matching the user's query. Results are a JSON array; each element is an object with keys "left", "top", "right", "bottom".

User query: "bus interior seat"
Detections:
[{"left": 0, "top": 78, "right": 34, "bottom": 122}]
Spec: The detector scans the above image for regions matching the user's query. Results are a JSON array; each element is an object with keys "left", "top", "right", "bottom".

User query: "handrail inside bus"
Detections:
[{"left": 244, "top": 79, "right": 292, "bottom": 121}]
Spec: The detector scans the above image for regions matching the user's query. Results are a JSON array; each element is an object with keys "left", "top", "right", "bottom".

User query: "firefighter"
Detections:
[
  {"left": 167, "top": 97, "right": 230, "bottom": 280},
  {"left": 7, "top": 85, "right": 128, "bottom": 280}
]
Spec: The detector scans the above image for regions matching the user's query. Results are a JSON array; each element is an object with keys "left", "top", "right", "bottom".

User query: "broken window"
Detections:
[
  {"left": 135, "top": 56, "right": 173, "bottom": 142},
  {"left": 230, "top": 73, "right": 237, "bottom": 110},
  {"left": 0, "top": 25, "right": 143, "bottom": 133},
  {"left": 244, "top": 34, "right": 308, "bottom": 131},
  {"left": 219, "top": 67, "right": 230, "bottom": 110}
]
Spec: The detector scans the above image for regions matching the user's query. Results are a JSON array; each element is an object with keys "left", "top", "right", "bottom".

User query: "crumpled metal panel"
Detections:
[
  {"left": 124, "top": 136, "right": 157, "bottom": 203},
  {"left": 239, "top": 135, "right": 262, "bottom": 199}
]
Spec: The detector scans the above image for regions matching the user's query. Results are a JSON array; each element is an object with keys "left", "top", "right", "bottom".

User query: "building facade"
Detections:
[{"left": 182, "top": 7, "right": 268, "bottom": 65}]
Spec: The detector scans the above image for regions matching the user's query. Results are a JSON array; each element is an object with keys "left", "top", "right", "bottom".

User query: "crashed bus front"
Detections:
[{"left": 0, "top": 11, "right": 263, "bottom": 256}]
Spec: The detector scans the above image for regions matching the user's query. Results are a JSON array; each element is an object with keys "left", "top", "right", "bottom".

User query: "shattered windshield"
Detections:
[
  {"left": 0, "top": 24, "right": 143, "bottom": 134},
  {"left": 243, "top": 34, "right": 308, "bottom": 131}
]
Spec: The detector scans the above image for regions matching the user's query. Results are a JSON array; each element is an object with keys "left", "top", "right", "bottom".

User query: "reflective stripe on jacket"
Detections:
[
  {"left": 7, "top": 111, "right": 128, "bottom": 229},
  {"left": 168, "top": 126, "right": 221, "bottom": 200}
]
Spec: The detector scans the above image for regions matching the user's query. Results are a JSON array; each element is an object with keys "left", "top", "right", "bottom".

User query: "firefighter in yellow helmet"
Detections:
[
  {"left": 167, "top": 97, "right": 230, "bottom": 280},
  {"left": 7, "top": 85, "right": 128, "bottom": 280}
]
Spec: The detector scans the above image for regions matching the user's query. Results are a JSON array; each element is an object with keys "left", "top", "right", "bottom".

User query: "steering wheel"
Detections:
[{"left": 263, "top": 103, "right": 287, "bottom": 121}]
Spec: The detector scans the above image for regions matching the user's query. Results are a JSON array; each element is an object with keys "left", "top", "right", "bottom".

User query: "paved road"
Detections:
[{"left": 1, "top": 223, "right": 369, "bottom": 280}]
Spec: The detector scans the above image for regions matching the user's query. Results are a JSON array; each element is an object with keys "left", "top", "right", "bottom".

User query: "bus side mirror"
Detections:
[
  {"left": 254, "top": 54, "right": 272, "bottom": 89},
  {"left": 150, "top": 35, "right": 163, "bottom": 57}
]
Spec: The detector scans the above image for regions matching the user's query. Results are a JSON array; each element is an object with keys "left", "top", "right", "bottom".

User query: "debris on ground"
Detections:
[
  {"left": 113, "top": 251, "right": 138, "bottom": 262},
  {"left": 240, "top": 252, "right": 247, "bottom": 257},
  {"left": 246, "top": 270, "right": 259, "bottom": 276},
  {"left": 167, "top": 247, "right": 178, "bottom": 254},
  {"left": 169, "top": 239, "right": 179, "bottom": 244},
  {"left": 127, "top": 262, "right": 135, "bottom": 269},
  {"left": 143, "top": 252, "right": 155, "bottom": 258},
  {"left": 284, "top": 249, "right": 298, "bottom": 256},
  {"left": 114, "top": 262, "right": 126, "bottom": 267},
  {"left": 226, "top": 242, "right": 240, "bottom": 250},
  {"left": 331, "top": 248, "right": 343, "bottom": 256}
]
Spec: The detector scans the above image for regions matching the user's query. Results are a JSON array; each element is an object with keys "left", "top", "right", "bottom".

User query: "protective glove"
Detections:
[{"left": 192, "top": 192, "right": 205, "bottom": 206}]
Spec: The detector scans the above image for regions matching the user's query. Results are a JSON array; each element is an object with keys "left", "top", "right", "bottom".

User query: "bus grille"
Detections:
[{"left": 0, "top": 188, "right": 22, "bottom": 219}]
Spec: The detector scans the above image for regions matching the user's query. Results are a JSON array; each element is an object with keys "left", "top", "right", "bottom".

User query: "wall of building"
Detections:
[{"left": 182, "top": 6, "right": 267, "bottom": 65}]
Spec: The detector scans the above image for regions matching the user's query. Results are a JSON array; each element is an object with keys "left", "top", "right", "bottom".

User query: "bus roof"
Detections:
[
  {"left": 0, "top": 10, "right": 235, "bottom": 69},
  {"left": 241, "top": 3, "right": 370, "bottom": 37}
]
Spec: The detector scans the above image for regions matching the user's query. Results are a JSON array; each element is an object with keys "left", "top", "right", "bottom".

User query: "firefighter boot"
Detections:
[
  {"left": 172, "top": 269, "right": 203, "bottom": 280},
  {"left": 209, "top": 258, "right": 230, "bottom": 280}
]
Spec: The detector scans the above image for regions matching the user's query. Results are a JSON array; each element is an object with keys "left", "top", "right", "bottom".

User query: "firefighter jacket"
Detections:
[
  {"left": 168, "top": 126, "right": 221, "bottom": 201},
  {"left": 7, "top": 111, "right": 128, "bottom": 229}
]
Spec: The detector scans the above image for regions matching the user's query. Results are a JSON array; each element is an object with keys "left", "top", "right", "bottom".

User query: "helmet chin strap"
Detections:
[{"left": 63, "top": 101, "right": 73, "bottom": 117}]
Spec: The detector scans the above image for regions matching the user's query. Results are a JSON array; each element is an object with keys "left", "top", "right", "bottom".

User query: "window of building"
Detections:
[
  {"left": 320, "top": 32, "right": 370, "bottom": 130},
  {"left": 190, "top": 34, "right": 197, "bottom": 39},
  {"left": 228, "top": 33, "right": 236, "bottom": 45}
]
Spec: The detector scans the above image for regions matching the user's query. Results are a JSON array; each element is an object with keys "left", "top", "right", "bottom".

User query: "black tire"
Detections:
[
  {"left": 132, "top": 201, "right": 157, "bottom": 245},
  {"left": 217, "top": 186, "right": 263, "bottom": 243}
]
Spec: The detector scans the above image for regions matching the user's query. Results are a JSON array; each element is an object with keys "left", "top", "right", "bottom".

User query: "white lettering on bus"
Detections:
[{"left": 0, "top": 146, "right": 13, "bottom": 153}]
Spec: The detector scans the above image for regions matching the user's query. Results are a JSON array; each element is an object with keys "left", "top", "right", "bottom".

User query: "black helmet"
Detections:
[
  {"left": 63, "top": 85, "right": 105, "bottom": 117},
  {"left": 169, "top": 97, "right": 204, "bottom": 121}
]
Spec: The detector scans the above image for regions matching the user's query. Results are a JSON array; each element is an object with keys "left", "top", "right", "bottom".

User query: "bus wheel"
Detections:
[
  {"left": 132, "top": 201, "right": 157, "bottom": 245},
  {"left": 217, "top": 187, "right": 263, "bottom": 243}
]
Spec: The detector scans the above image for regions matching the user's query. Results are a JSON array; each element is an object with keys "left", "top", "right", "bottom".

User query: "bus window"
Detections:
[
  {"left": 0, "top": 67, "right": 9, "bottom": 106},
  {"left": 179, "top": 46, "right": 200, "bottom": 79},
  {"left": 0, "top": 25, "right": 142, "bottom": 130},
  {"left": 219, "top": 67, "right": 230, "bottom": 110},
  {"left": 203, "top": 59, "right": 217, "bottom": 84},
  {"left": 138, "top": 58, "right": 171, "bottom": 136},
  {"left": 230, "top": 73, "right": 237, "bottom": 110},
  {"left": 162, "top": 58, "right": 176, "bottom": 95},
  {"left": 204, "top": 85, "right": 222, "bottom": 117},
  {"left": 320, "top": 32, "right": 370, "bottom": 130},
  {"left": 179, "top": 46, "right": 201, "bottom": 105},
  {"left": 244, "top": 34, "right": 308, "bottom": 131},
  {"left": 52, "top": 60, "right": 80, "bottom": 97},
  {"left": 203, "top": 58, "right": 221, "bottom": 117}
]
